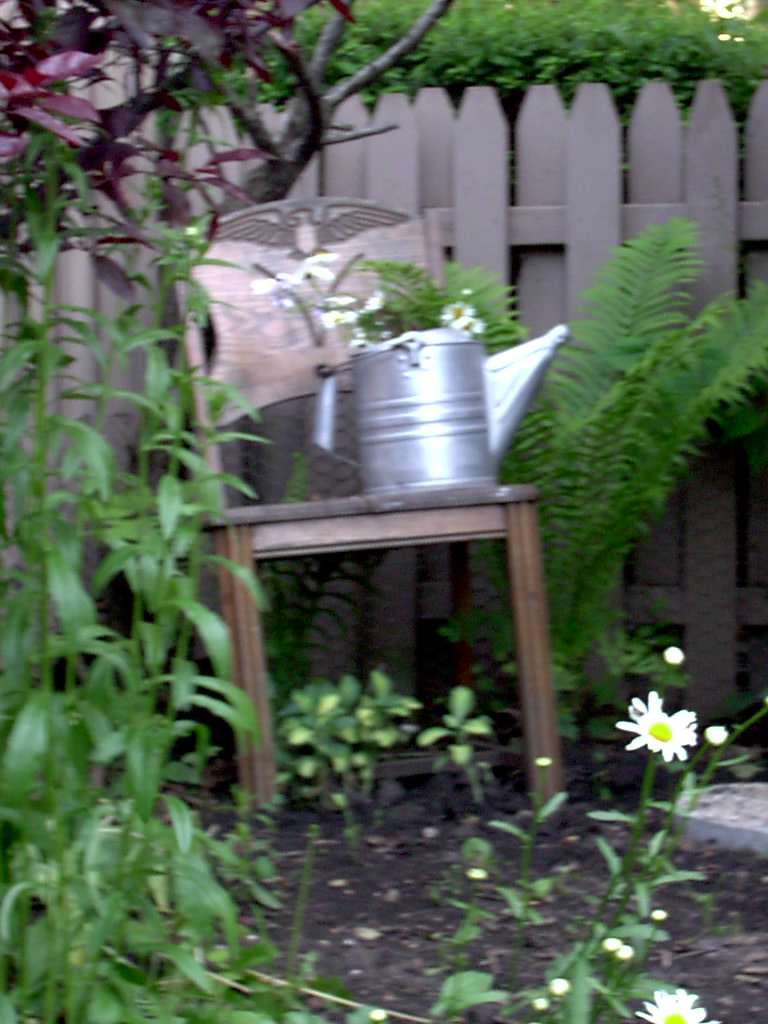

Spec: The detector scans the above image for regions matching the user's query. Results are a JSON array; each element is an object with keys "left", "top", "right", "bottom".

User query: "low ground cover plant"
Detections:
[{"left": 269, "top": 686, "right": 768, "bottom": 1023}]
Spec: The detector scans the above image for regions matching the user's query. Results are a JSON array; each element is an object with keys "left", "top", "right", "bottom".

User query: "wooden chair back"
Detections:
[{"left": 185, "top": 199, "right": 444, "bottom": 493}]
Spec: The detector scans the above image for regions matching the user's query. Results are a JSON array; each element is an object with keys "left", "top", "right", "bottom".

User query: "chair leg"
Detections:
[
  {"left": 503, "top": 501, "right": 563, "bottom": 800},
  {"left": 215, "top": 527, "right": 277, "bottom": 803}
]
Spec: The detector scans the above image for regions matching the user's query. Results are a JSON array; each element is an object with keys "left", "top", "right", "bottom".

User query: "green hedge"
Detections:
[{"left": 261, "top": 0, "right": 768, "bottom": 120}]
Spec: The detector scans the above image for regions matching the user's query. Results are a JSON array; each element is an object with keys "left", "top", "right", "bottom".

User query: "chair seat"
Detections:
[{"left": 216, "top": 484, "right": 539, "bottom": 558}]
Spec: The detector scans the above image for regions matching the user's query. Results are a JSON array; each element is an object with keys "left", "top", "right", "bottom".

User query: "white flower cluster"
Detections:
[{"left": 250, "top": 251, "right": 487, "bottom": 350}]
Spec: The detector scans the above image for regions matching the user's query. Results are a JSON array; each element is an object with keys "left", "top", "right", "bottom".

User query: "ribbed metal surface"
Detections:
[{"left": 353, "top": 339, "right": 494, "bottom": 494}]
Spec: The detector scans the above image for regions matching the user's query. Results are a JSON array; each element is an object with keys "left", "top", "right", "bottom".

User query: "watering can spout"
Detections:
[{"left": 484, "top": 324, "right": 569, "bottom": 466}]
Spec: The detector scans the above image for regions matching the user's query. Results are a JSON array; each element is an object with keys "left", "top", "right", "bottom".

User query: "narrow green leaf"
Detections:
[
  {"left": 595, "top": 834, "right": 622, "bottom": 877},
  {"left": 175, "top": 600, "right": 230, "bottom": 678},
  {"left": 538, "top": 790, "right": 568, "bottom": 820},
  {"left": 162, "top": 947, "right": 214, "bottom": 993},
  {"left": 2, "top": 693, "right": 49, "bottom": 796},
  {"left": 48, "top": 548, "right": 95, "bottom": 634},
  {"left": 0, "top": 993, "right": 17, "bottom": 1024},
  {"left": 416, "top": 726, "right": 450, "bottom": 747},
  {"left": 158, "top": 475, "right": 184, "bottom": 540},
  {"left": 0, "top": 882, "right": 33, "bottom": 941},
  {"left": 164, "top": 794, "right": 194, "bottom": 855},
  {"left": 587, "top": 809, "right": 634, "bottom": 823},
  {"left": 490, "top": 818, "right": 526, "bottom": 840},
  {"left": 564, "top": 958, "right": 591, "bottom": 1024}
]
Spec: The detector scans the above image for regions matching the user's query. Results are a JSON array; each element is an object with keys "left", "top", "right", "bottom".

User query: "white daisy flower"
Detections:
[
  {"left": 251, "top": 277, "right": 278, "bottom": 295},
  {"left": 440, "top": 301, "right": 477, "bottom": 328},
  {"left": 616, "top": 691, "right": 697, "bottom": 762},
  {"left": 296, "top": 251, "right": 339, "bottom": 282},
  {"left": 363, "top": 291, "right": 385, "bottom": 313},
  {"left": 325, "top": 293, "right": 357, "bottom": 308},
  {"left": 320, "top": 308, "right": 358, "bottom": 329},
  {"left": 636, "top": 988, "right": 719, "bottom": 1024}
]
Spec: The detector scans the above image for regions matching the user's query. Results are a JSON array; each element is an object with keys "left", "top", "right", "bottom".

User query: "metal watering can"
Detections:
[{"left": 313, "top": 324, "right": 569, "bottom": 495}]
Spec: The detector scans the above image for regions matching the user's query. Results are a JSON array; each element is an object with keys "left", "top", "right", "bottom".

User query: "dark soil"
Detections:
[{"left": 204, "top": 744, "right": 768, "bottom": 1022}]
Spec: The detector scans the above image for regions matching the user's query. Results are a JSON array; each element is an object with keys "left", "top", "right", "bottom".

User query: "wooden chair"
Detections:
[{"left": 183, "top": 196, "right": 564, "bottom": 802}]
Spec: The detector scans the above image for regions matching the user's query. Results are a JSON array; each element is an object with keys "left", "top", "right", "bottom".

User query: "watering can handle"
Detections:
[{"left": 312, "top": 364, "right": 337, "bottom": 452}]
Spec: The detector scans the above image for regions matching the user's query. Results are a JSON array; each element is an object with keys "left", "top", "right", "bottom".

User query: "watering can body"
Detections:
[{"left": 313, "top": 325, "right": 569, "bottom": 495}]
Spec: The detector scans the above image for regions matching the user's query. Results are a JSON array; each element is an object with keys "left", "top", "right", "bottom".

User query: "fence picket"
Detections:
[
  {"left": 323, "top": 94, "right": 368, "bottom": 197},
  {"left": 413, "top": 87, "right": 456, "bottom": 211},
  {"left": 514, "top": 85, "right": 567, "bottom": 335},
  {"left": 365, "top": 93, "right": 419, "bottom": 214},
  {"left": 565, "top": 84, "right": 621, "bottom": 318},
  {"left": 686, "top": 80, "right": 739, "bottom": 308},
  {"left": 454, "top": 87, "right": 508, "bottom": 281},
  {"left": 744, "top": 81, "right": 768, "bottom": 285},
  {"left": 44, "top": 80, "right": 768, "bottom": 712},
  {"left": 627, "top": 82, "right": 683, "bottom": 235}
]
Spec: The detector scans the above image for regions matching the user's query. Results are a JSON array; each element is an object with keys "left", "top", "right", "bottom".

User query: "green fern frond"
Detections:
[
  {"left": 502, "top": 219, "right": 768, "bottom": 669},
  {"left": 549, "top": 217, "right": 702, "bottom": 422}
]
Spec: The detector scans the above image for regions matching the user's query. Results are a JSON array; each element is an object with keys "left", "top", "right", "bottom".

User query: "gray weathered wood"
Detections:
[
  {"left": 744, "top": 81, "right": 768, "bottom": 285},
  {"left": 515, "top": 85, "right": 567, "bottom": 334},
  {"left": 686, "top": 80, "right": 738, "bottom": 309},
  {"left": 454, "top": 87, "right": 508, "bottom": 280},
  {"left": 366, "top": 93, "right": 419, "bottom": 214},
  {"left": 413, "top": 87, "right": 455, "bottom": 210},
  {"left": 566, "top": 84, "right": 621, "bottom": 316},
  {"left": 323, "top": 94, "right": 368, "bottom": 197},
  {"left": 684, "top": 450, "right": 737, "bottom": 719},
  {"left": 628, "top": 82, "right": 682, "bottom": 209}
]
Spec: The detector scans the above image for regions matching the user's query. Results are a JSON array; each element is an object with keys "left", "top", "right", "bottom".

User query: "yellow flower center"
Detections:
[
  {"left": 649, "top": 720, "right": 673, "bottom": 743},
  {"left": 663, "top": 1015, "right": 688, "bottom": 1024}
]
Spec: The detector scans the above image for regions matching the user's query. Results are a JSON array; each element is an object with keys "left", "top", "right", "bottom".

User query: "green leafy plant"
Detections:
[
  {"left": 0, "top": 21, "right": 312, "bottom": 1020},
  {"left": 499, "top": 217, "right": 768, "bottom": 684},
  {"left": 277, "top": 670, "right": 422, "bottom": 803},
  {"left": 416, "top": 685, "right": 495, "bottom": 802},
  {"left": 430, "top": 969, "right": 507, "bottom": 1022},
  {"left": 428, "top": 694, "right": 768, "bottom": 1024}
]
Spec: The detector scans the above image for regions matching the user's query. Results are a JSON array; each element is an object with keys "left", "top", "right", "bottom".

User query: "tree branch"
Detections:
[
  {"left": 271, "top": 32, "right": 326, "bottom": 162},
  {"left": 323, "top": 121, "right": 396, "bottom": 145},
  {"left": 309, "top": 6, "right": 351, "bottom": 84},
  {"left": 218, "top": 76, "right": 283, "bottom": 161},
  {"left": 324, "top": 0, "right": 455, "bottom": 109}
]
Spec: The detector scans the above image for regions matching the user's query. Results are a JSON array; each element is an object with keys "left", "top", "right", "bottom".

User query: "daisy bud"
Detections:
[
  {"left": 616, "top": 944, "right": 635, "bottom": 961},
  {"left": 704, "top": 726, "right": 728, "bottom": 746},
  {"left": 650, "top": 908, "right": 668, "bottom": 922},
  {"left": 466, "top": 867, "right": 488, "bottom": 882},
  {"left": 369, "top": 1011, "right": 388, "bottom": 1023},
  {"left": 548, "top": 977, "right": 571, "bottom": 997},
  {"left": 532, "top": 997, "right": 550, "bottom": 1011},
  {"left": 663, "top": 646, "right": 685, "bottom": 666},
  {"left": 601, "top": 936, "right": 623, "bottom": 953},
  {"left": 535, "top": 756, "right": 553, "bottom": 768}
]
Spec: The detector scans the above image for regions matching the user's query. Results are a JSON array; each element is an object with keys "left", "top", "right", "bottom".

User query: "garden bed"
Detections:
[{"left": 201, "top": 742, "right": 768, "bottom": 1023}]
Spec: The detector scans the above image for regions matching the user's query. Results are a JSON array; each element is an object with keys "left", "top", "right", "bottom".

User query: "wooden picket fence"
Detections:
[{"left": 65, "top": 79, "right": 768, "bottom": 718}]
